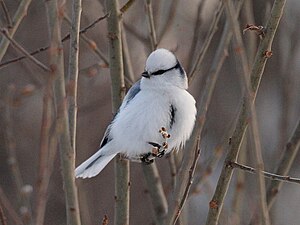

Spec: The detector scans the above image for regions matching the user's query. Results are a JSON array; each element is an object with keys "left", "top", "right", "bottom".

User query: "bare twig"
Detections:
[
  {"left": 0, "top": 0, "right": 32, "bottom": 62},
  {"left": 170, "top": 137, "right": 201, "bottom": 225},
  {"left": 34, "top": 78, "right": 54, "bottom": 225},
  {"left": 120, "top": 0, "right": 136, "bottom": 14},
  {"left": 106, "top": 1, "right": 129, "bottom": 225},
  {"left": 0, "top": 29, "right": 50, "bottom": 72},
  {"left": 121, "top": 29, "right": 135, "bottom": 86},
  {"left": 0, "top": 0, "right": 13, "bottom": 28},
  {"left": 188, "top": 1, "right": 224, "bottom": 82},
  {"left": 0, "top": 187, "right": 23, "bottom": 225},
  {"left": 266, "top": 119, "right": 300, "bottom": 208},
  {"left": 64, "top": 14, "right": 109, "bottom": 68},
  {"left": 145, "top": 0, "right": 157, "bottom": 50},
  {"left": 142, "top": 163, "right": 168, "bottom": 224},
  {"left": 0, "top": 13, "right": 109, "bottom": 69},
  {"left": 229, "top": 161, "right": 300, "bottom": 185},
  {"left": 0, "top": 202, "right": 7, "bottom": 225},
  {"left": 45, "top": 1, "right": 81, "bottom": 225},
  {"left": 3, "top": 85, "right": 32, "bottom": 225},
  {"left": 67, "top": 0, "right": 82, "bottom": 150},
  {"left": 205, "top": 1, "right": 287, "bottom": 224},
  {"left": 224, "top": 1, "right": 270, "bottom": 224}
]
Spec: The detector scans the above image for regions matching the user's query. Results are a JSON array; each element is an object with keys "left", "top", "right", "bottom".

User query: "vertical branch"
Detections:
[
  {"left": 224, "top": 1, "right": 270, "bottom": 224},
  {"left": 3, "top": 86, "right": 32, "bottom": 225},
  {"left": 34, "top": 78, "right": 53, "bottom": 225},
  {"left": 205, "top": 1, "right": 287, "bottom": 224},
  {"left": 106, "top": 1, "right": 129, "bottom": 225},
  {"left": 142, "top": 163, "right": 168, "bottom": 224},
  {"left": 45, "top": 1, "right": 81, "bottom": 225},
  {"left": 0, "top": 0, "right": 13, "bottom": 28},
  {"left": 166, "top": 1, "right": 245, "bottom": 224},
  {"left": 0, "top": 0, "right": 32, "bottom": 62},
  {"left": 0, "top": 187, "right": 23, "bottom": 225},
  {"left": 68, "top": 0, "right": 82, "bottom": 149},
  {"left": 266, "top": 119, "right": 300, "bottom": 209},
  {"left": 145, "top": 0, "right": 157, "bottom": 50},
  {"left": 0, "top": 202, "right": 7, "bottom": 225}
]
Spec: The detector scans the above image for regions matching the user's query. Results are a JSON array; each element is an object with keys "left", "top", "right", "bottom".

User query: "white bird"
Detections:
[{"left": 75, "top": 48, "right": 197, "bottom": 178}]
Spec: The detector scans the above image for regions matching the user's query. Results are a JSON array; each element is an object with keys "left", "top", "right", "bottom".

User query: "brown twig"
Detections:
[
  {"left": 120, "top": 0, "right": 136, "bottom": 14},
  {"left": 0, "top": 202, "right": 7, "bottom": 225},
  {"left": 145, "top": 0, "right": 158, "bottom": 50},
  {"left": 64, "top": 14, "right": 109, "bottom": 67},
  {"left": 0, "top": 28, "right": 50, "bottom": 72},
  {"left": 3, "top": 85, "right": 32, "bottom": 225},
  {"left": 0, "top": 0, "right": 13, "bottom": 28},
  {"left": 106, "top": 1, "right": 129, "bottom": 225},
  {"left": 171, "top": 136, "right": 201, "bottom": 225},
  {"left": 266, "top": 119, "right": 300, "bottom": 208},
  {"left": 188, "top": 1, "right": 224, "bottom": 82},
  {"left": 34, "top": 77, "right": 54, "bottom": 225},
  {"left": 0, "top": 13, "right": 109, "bottom": 69},
  {"left": 229, "top": 161, "right": 300, "bottom": 185},
  {"left": 0, "top": 187, "right": 23, "bottom": 225},
  {"left": 224, "top": 1, "right": 270, "bottom": 224},
  {"left": 166, "top": 1, "right": 245, "bottom": 223},
  {"left": 205, "top": 0, "right": 287, "bottom": 224},
  {"left": 45, "top": 1, "right": 81, "bottom": 225},
  {"left": 0, "top": 0, "right": 32, "bottom": 62},
  {"left": 142, "top": 163, "right": 168, "bottom": 224}
]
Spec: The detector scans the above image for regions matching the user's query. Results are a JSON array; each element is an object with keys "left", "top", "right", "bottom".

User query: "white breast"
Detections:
[{"left": 108, "top": 86, "right": 196, "bottom": 157}]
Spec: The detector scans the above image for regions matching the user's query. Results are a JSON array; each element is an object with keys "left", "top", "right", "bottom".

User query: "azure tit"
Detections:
[{"left": 75, "top": 48, "right": 196, "bottom": 178}]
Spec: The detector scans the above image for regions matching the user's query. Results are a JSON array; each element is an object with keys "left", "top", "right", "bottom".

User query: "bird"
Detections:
[{"left": 75, "top": 48, "right": 197, "bottom": 178}]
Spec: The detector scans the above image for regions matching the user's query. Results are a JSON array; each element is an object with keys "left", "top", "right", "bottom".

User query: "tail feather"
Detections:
[{"left": 75, "top": 152, "right": 117, "bottom": 178}]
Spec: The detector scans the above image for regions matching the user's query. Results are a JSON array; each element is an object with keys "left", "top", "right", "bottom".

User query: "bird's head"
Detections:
[{"left": 141, "top": 48, "right": 188, "bottom": 90}]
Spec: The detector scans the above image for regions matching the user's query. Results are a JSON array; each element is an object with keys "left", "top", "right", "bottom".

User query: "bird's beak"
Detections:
[{"left": 142, "top": 71, "right": 150, "bottom": 78}]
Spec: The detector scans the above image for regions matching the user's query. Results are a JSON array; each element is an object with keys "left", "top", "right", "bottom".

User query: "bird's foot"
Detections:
[{"left": 140, "top": 152, "right": 154, "bottom": 164}]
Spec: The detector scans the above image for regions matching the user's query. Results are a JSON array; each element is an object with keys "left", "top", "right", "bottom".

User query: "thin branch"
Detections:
[
  {"left": 142, "top": 163, "right": 168, "bottom": 224},
  {"left": 266, "top": 119, "right": 300, "bottom": 208},
  {"left": 3, "top": 85, "right": 32, "bottom": 225},
  {"left": 166, "top": 1, "right": 246, "bottom": 224},
  {"left": 0, "top": 203, "right": 7, "bottom": 225},
  {"left": 0, "top": 0, "right": 32, "bottom": 62},
  {"left": 106, "top": 1, "right": 129, "bottom": 225},
  {"left": 0, "top": 187, "right": 23, "bottom": 225},
  {"left": 229, "top": 162, "right": 300, "bottom": 185},
  {"left": 0, "top": 13, "right": 109, "bottom": 69},
  {"left": 224, "top": 1, "right": 270, "bottom": 224},
  {"left": 34, "top": 78, "right": 54, "bottom": 225},
  {"left": 120, "top": 0, "right": 136, "bottom": 14},
  {"left": 188, "top": 1, "right": 224, "bottom": 82},
  {"left": 64, "top": 14, "right": 109, "bottom": 67},
  {"left": 0, "top": 0, "right": 13, "bottom": 28},
  {"left": 0, "top": 29, "right": 50, "bottom": 72},
  {"left": 145, "top": 0, "right": 157, "bottom": 50},
  {"left": 170, "top": 137, "right": 201, "bottom": 225},
  {"left": 67, "top": 0, "right": 82, "bottom": 150},
  {"left": 45, "top": 1, "right": 81, "bottom": 225},
  {"left": 205, "top": 1, "right": 287, "bottom": 224}
]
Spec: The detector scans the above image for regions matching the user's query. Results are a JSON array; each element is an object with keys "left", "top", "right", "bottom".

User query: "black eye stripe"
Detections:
[{"left": 151, "top": 62, "right": 180, "bottom": 76}]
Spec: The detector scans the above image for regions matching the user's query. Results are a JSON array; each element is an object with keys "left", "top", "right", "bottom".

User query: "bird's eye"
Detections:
[{"left": 151, "top": 70, "right": 166, "bottom": 75}]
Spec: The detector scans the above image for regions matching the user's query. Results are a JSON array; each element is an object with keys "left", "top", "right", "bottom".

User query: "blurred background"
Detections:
[{"left": 0, "top": 0, "right": 299, "bottom": 224}]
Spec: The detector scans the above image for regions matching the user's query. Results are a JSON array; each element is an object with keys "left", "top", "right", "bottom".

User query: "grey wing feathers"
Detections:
[
  {"left": 122, "top": 79, "right": 141, "bottom": 107},
  {"left": 98, "top": 80, "right": 141, "bottom": 149}
]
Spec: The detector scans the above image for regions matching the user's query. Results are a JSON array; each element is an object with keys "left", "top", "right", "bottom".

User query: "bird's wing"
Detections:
[
  {"left": 121, "top": 79, "right": 141, "bottom": 109},
  {"left": 98, "top": 79, "right": 141, "bottom": 149}
]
